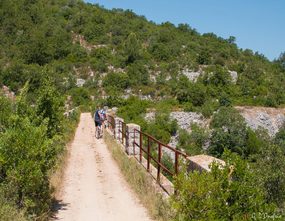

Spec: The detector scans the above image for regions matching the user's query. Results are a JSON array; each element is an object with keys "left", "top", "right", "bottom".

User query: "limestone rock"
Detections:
[
  {"left": 76, "top": 78, "right": 86, "bottom": 87},
  {"left": 228, "top": 70, "right": 238, "bottom": 83},
  {"left": 181, "top": 69, "right": 201, "bottom": 82}
]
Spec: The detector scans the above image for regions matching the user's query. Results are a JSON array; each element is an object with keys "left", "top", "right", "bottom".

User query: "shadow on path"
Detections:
[{"left": 50, "top": 199, "right": 69, "bottom": 220}]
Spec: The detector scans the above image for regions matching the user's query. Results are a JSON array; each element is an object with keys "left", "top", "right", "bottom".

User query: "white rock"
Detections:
[
  {"left": 76, "top": 78, "right": 86, "bottom": 87},
  {"left": 181, "top": 69, "right": 201, "bottom": 82},
  {"left": 228, "top": 70, "right": 238, "bottom": 83}
]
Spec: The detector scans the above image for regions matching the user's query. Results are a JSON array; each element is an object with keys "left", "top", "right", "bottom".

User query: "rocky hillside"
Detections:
[
  {"left": 236, "top": 106, "right": 285, "bottom": 136},
  {"left": 0, "top": 0, "right": 285, "bottom": 112}
]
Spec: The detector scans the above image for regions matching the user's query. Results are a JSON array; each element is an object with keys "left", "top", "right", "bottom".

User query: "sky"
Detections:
[{"left": 86, "top": 0, "right": 285, "bottom": 61}]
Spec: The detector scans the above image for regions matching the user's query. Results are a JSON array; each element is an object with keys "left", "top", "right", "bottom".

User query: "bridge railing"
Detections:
[
  {"left": 118, "top": 120, "right": 128, "bottom": 146},
  {"left": 106, "top": 114, "right": 116, "bottom": 138},
  {"left": 105, "top": 112, "right": 224, "bottom": 195},
  {"left": 106, "top": 114, "right": 189, "bottom": 194},
  {"left": 133, "top": 129, "right": 188, "bottom": 187}
]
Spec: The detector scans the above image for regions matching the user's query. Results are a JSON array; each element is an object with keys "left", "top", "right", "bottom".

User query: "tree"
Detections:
[
  {"left": 35, "top": 78, "right": 64, "bottom": 138},
  {"left": 197, "top": 50, "right": 211, "bottom": 65},
  {"left": 254, "top": 144, "right": 285, "bottom": 208},
  {"left": 0, "top": 117, "right": 53, "bottom": 215},
  {"left": 126, "top": 61, "right": 149, "bottom": 86},
  {"left": 208, "top": 107, "right": 248, "bottom": 157},
  {"left": 227, "top": 36, "right": 236, "bottom": 44},
  {"left": 102, "top": 72, "right": 129, "bottom": 92},
  {"left": 274, "top": 124, "right": 285, "bottom": 152},
  {"left": 175, "top": 76, "right": 207, "bottom": 106},
  {"left": 124, "top": 32, "right": 140, "bottom": 64},
  {"left": 0, "top": 96, "right": 13, "bottom": 132},
  {"left": 275, "top": 52, "right": 285, "bottom": 69},
  {"left": 178, "top": 124, "right": 209, "bottom": 155}
]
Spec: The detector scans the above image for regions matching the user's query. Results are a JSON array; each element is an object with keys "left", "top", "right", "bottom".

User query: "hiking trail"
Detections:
[{"left": 53, "top": 113, "right": 152, "bottom": 221}]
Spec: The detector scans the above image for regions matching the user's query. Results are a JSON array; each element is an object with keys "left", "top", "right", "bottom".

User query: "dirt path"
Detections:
[{"left": 53, "top": 113, "right": 152, "bottom": 221}]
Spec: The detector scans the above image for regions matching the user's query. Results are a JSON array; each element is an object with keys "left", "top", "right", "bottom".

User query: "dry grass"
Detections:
[
  {"left": 49, "top": 142, "right": 72, "bottom": 198},
  {"left": 50, "top": 118, "right": 80, "bottom": 199},
  {"left": 104, "top": 131, "right": 173, "bottom": 221}
]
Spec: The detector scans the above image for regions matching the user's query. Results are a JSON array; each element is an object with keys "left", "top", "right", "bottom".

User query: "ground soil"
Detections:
[{"left": 52, "top": 113, "right": 152, "bottom": 221}]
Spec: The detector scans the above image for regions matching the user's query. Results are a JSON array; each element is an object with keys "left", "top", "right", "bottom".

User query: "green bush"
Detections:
[
  {"left": 171, "top": 151, "right": 277, "bottom": 221},
  {"left": 208, "top": 107, "right": 248, "bottom": 157},
  {"left": 0, "top": 117, "right": 55, "bottom": 215},
  {"left": 0, "top": 96, "right": 13, "bottom": 132},
  {"left": 145, "top": 112, "right": 177, "bottom": 144},
  {"left": 69, "top": 87, "right": 90, "bottom": 107},
  {"left": 103, "top": 72, "right": 130, "bottom": 91},
  {"left": 178, "top": 124, "right": 208, "bottom": 155},
  {"left": 253, "top": 144, "right": 285, "bottom": 208}
]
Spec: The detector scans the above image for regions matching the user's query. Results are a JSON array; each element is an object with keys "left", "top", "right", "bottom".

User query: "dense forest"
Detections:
[{"left": 1, "top": 0, "right": 285, "bottom": 220}]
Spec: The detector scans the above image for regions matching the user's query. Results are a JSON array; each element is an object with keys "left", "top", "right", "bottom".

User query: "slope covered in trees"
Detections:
[{"left": 0, "top": 0, "right": 285, "bottom": 109}]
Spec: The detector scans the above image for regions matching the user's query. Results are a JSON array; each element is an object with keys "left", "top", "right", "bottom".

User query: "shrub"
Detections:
[
  {"left": 171, "top": 151, "right": 277, "bottom": 221},
  {"left": 0, "top": 117, "right": 56, "bottom": 215},
  {"left": 208, "top": 107, "right": 247, "bottom": 157},
  {"left": 0, "top": 96, "right": 13, "bottom": 132},
  {"left": 178, "top": 124, "right": 208, "bottom": 155},
  {"left": 36, "top": 80, "right": 64, "bottom": 138}
]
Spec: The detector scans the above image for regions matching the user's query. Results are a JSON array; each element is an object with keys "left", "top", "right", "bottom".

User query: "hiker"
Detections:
[{"left": 94, "top": 107, "right": 106, "bottom": 138}]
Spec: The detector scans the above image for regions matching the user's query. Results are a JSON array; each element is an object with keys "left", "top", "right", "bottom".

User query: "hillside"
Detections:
[
  {"left": 1, "top": 1, "right": 285, "bottom": 220},
  {"left": 0, "top": 0, "right": 285, "bottom": 111}
]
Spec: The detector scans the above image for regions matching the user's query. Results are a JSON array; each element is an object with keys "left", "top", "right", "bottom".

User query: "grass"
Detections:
[
  {"left": 104, "top": 131, "right": 173, "bottom": 221},
  {"left": 49, "top": 113, "right": 80, "bottom": 218}
]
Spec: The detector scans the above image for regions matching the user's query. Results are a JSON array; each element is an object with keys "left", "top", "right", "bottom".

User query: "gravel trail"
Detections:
[{"left": 53, "top": 113, "right": 152, "bottom": 221}]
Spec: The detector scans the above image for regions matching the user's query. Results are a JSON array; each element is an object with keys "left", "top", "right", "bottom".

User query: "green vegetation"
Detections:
[
  {"left": 0, "top": 79, "right": 79, "bottom": 219},
  {"left": 0, "top": 0, "right": 284, "bottom": 110},
  {"left": 171, "top": 107, "right": 285, "bottom": 220},
  {"left": 171, "top": 150, "right": 281, "bottom": 221},
  {"left": 1, "top": 0, "right": 285, "bottom": 219},
  {"left": 178, "top": 124, "right": 209, "bottom": 155}
]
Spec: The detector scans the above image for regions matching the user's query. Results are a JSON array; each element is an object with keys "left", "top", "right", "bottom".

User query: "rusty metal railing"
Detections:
[
  {"left": 106, "top": 114, "right": 189, "bottom": 194},
  {"left": 118, "top": 120, "right": 128, "bottom": 146},
  {"left": 133, "top": 128, "right": 188, "bottom": 191},
  {"left": 107, "top": 115, "right": 115, "bottom": 138}
]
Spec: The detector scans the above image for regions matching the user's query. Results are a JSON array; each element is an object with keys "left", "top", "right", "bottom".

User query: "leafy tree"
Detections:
[
  {"left": 275, "top": 124, "right": 285, "bottom": 151},
  {"left": 146, "top": 112, "right": 178, "bottom": 143},
  {"left": 178, "top": 124, "right": 208, "bottom": 155},
  {"left": 197, "top": 50, "right": 211, "bottom": 65},
  {"left": 124, "top": 32, "right": 140, "bottom": 64},
  {"left": 176, "top": 76, "right": 207, "bottom": 106},
  {"left": 0, "top": 117, "right": 54, "bottom": 215},
  {"left": 208, "top": 107, "right": 248, "bottom": 157},
  {"left": 244, "top": 128, "right": 264, "bottom": 157},
  {"left": 126, "top": 61, "right": 149, "bottom": 86},
  {"left": 35, "top": 78, "right": 64, "bottom": 138},
  {"left": 103, "top": 72, "right": 129, "bottom": 91},
  {"left": 253, "top": 144, "right": 285, "bottom": 208},
  {"left": 227, "top": 36, "right": 236, "bottom": 44},
  {"left": 69, "top": 87, "right": 90, "bottom": 106},
  {"left": 275, "top": 52, "right": 285, "bottom": 69},
  {"left": 0, "top": 96, "right": 13, "bottom": 132}
]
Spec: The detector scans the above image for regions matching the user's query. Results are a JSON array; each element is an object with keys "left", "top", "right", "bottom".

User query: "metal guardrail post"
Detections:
[
  {"left": 175, "top": 152, "right": 179, "bottom": 175},
  {"left": 139, "top": 131, "right": 142, "bottom": 163},
  {"left": 157, "top": 143, "right": 162, "bottom": 184},
  {"left": 147, "top": 136, "right": 150, "bottom": 172}
]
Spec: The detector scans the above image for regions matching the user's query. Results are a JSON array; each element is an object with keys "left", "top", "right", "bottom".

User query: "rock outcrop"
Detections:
[
  {"left": 181, "top": 69, "right": 201, "bottom": 82},
  {"left": 228, "top": 70, "right": 238, "bottom": 83},
  {"left": 170, "top": 112, "right": 208, "bottom": 131},
  {"left": 236, "top": 106, "right": 285, "bottom": 136},
  {"left": 1, "top": 85, "right": 15, "bottom": 100}
]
